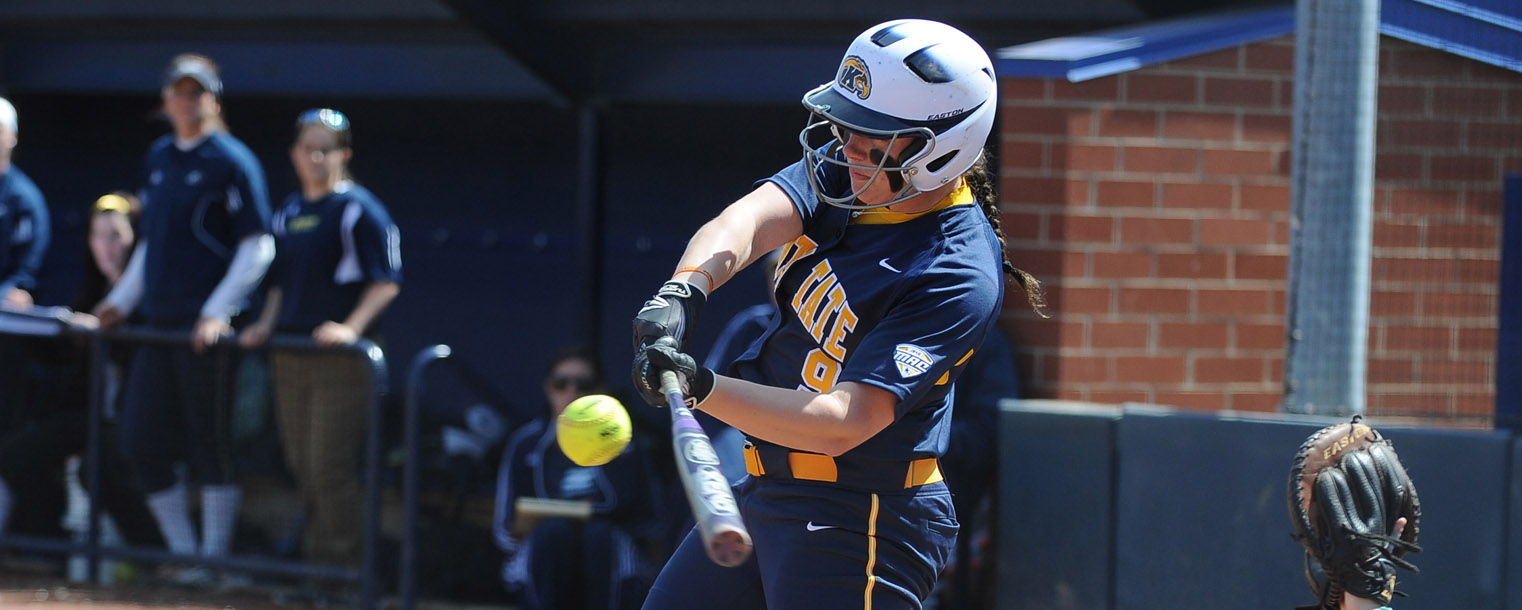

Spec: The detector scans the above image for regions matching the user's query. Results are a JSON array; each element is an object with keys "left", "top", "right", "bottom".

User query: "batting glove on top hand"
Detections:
[
  {"left": 632, "top": 280, "right": 706, "bottom": 352},
  {"left": 632, "top": 337, "right": 714, "bottom": 408},
  {"left": 1288, "top": 415, "right": 1421, "bottom": 609}
]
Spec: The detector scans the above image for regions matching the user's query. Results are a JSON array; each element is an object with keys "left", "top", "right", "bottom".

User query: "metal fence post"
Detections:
[
  {"left": 400, "top": 344, "right": 452, "bottom": 610},
  {"left": 1284, "top": 0, "right": 1382, "bottom": 415}
]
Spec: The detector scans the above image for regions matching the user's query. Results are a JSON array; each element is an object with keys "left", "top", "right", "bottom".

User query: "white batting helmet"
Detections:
[{"left": 799, "top": 19, "right": 997, "bottom": 209}]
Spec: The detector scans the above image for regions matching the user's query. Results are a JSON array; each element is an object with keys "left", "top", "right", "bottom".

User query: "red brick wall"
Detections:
[
  {"left": 1368, "top": 38, "right": 1517, "bottom": 422},
  {"left": 998, "top": 35, "right": 1517, "bottom": 422}
]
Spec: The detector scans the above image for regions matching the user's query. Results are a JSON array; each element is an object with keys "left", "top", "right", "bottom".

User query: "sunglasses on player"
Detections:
[{"left": 549, "top": 375, "right": 596, "bottom": 391}]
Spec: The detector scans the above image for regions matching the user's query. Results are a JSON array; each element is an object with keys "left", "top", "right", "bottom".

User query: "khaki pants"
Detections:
[{"left": 270, "top": 350, "right": 371, "bottom": 567}]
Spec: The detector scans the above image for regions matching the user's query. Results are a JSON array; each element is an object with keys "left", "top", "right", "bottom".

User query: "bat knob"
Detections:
[{"left": 708, "top": 529, "right": 754, "bottom": 568}]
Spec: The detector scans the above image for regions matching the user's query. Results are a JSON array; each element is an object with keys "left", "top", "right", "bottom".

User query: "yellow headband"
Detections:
[{"left": 94, "top": 194, "right": 131, "bottom": 215}]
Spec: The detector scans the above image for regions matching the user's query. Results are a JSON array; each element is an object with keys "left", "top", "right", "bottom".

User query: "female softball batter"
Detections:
[
  {"left": 631, "top": 19, "right": 1041, "bottom": 610},
  {"left": 94, "top": 53, "right": 273, "bottom": 581}
]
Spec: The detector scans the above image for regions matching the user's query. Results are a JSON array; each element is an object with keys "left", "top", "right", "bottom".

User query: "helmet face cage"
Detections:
[
  {"left": 797, "top": 19, "right": 997, "bottom": 211},
  {"left": 797, "top": 99, "right": 936, "bottom": 210}
]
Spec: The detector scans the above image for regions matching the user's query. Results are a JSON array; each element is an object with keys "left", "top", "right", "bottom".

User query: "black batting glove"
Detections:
[
  {"left": 632, "top": 281, "right": 706, "bottom": 351},
  {"left": 632, "top": 337, "right": 715, "bottom": 408}
]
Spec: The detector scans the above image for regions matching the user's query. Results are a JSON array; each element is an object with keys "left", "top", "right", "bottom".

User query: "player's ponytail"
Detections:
[{"left": 965, "top": 155, "right": 1047, "bottom": 317}]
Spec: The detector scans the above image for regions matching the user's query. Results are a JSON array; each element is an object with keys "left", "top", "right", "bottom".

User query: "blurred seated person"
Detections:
[
  {"left": 0, "top": 193, "right": 160, "bottom": 549},
  {"left": 492, "top": 346, "right": 657, "bottom": 610}
]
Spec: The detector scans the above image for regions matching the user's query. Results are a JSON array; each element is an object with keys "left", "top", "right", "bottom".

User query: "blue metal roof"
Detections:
[
  {"left": 1383, "top": 0, "right": 1522, "bottom": 73},
  {"left": 996, "top": 1, "right": 1522, "bottom": 82},
  {"left": 995, "top": 5, "right": 1295, "bottom": 82}
]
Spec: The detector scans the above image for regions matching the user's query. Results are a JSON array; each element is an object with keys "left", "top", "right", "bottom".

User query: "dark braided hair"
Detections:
[{"left": 964, "top": 156, "right": 1048, "bottom": 317}]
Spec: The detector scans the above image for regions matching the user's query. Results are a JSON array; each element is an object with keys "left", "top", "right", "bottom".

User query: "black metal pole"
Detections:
[
  {"left": 400, "top": 344, "right": 450, "bottom": 610},
  {"left": 83, "top": 336, "right": 107, "bottom": 583},
  {"left": 358, "top": 341, "right": 388, "bottom": 610},
  {"left": 574, "top": 101, "right": 606, "bottom": 351}
]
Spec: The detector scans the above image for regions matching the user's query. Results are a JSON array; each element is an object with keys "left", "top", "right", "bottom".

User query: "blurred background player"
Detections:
[
  {"left": 0, "top": 96, "right": 50, "bottom": 311},
  {"left": 0, "top": 193, "right": 159, "bottom": 554},
  {"left": 0, "top": 95, "right": 53, "bottom": 434},
  {"left": 493, "top": 346, "right": 658, "bottom": 610},
  {"left": 93, "top": 53, "right": 273, "bottom": 585},
  {"left": 240, "top": 107, "right": 402, "bottom": 569},
  {"left": 631, "top": 18, "right": 1044, "bottom": 609}
]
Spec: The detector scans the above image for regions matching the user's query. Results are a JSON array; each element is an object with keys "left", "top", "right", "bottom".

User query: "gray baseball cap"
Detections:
[{"left": 163, "top": 56, "right": 222, "bottom": 98}]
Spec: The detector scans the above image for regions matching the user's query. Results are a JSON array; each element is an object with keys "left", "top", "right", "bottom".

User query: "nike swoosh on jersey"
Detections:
[
  {"left": 878, "top": 258, "right": 902, "bottom": 273},
  {"left": 805, "top": 521, "right": 837, "bottom": 532}
]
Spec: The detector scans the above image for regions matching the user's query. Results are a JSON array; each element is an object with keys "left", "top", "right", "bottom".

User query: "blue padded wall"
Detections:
[
  {"left": 1509, "top": 436, "right": 1522, "bottom": 609},
  {"left": 1381, "top": 425, "right": 1511, "bottom": 608},
  {"left": 1112, "top": 409, "right": 1321, "bottom": 608},
  {"left": 1000, "top": 404, "right": 1516, "bottom": 609},
  {"left": 999, "top": 400, "right": 1119, "bottom": 610}
]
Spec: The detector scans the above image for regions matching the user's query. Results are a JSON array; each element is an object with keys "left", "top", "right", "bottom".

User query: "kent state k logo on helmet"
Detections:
[{"left": 837, "top": 55, "right": 871, "bottom": 100}]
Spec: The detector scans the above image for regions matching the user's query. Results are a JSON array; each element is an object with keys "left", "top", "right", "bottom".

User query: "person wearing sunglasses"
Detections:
[
  {"left": 238, "top": 108, "right": 401, "bottom": 571},
  {"left": 92, "top": 53, "right": 273, "bottom": 585},
  {"left": 630, "top": 20, "right": 1044, "bottom": 609},
  {"left": 492, "top": 346, "right": 659, "bottom": 610}
]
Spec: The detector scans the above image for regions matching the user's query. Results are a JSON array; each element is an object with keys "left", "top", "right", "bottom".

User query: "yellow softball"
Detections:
[{"left": 556, "top": 394, "right": 633, "bottom": 467}]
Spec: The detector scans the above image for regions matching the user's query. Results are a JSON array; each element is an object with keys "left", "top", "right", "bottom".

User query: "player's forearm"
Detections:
[
  {"left": 673, "top": 214, "right": 755, "bottom": 294},
  {"left": 103, "top": 242, "right": 148, "bottom": 314},
  {"left": 2, "top": 263, "right": 36, "bottom": 293},
  {"left": 699, "top": 377, "right": 893, "bottom": 456},
  {"left": 200, "top": 233, "right": 274, "bottom": 320},
  {"left": 253, "top": 287, "right": 282, "bottom": 328},
  {"left": 10, "top": 206, "right": 50, "bottom": 291},
  {"left": 341, "top": 281, "right": 399, "bottom": 335},
  {"left": 673, "top": 183, "right": 802, "bottom": 293}
]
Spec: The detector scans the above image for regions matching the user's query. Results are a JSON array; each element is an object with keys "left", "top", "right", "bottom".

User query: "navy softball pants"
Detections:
[
  {"left": 642, "top": 476, "right": 958, "bottom": 610},
  {"left": 117, "top": 342, "right": 235, "bottom": 493}
]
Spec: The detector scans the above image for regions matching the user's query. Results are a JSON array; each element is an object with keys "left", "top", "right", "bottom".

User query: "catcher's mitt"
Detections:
[{"left": 1288, "top": 415, "right": 1421, "bottom": 609}]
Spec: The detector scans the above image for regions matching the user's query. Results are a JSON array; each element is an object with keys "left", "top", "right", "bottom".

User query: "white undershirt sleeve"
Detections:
[
  {"left": 103, "top": 241, "right": 147, "bottom": 314},
  {"left": 200, "top": 233, "right": 275, "bottom": 321}
]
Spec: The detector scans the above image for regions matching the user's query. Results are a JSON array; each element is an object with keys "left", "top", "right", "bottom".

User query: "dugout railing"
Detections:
[
  {"left": 398, "top": 343, "right": 520, "bottom": 610},
  {"left": 0, "top": 306, "right": 389, "bottom": 609}
]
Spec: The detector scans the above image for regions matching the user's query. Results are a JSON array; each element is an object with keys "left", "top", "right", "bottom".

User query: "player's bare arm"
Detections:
[
  {"left": 700, "top": 377, "right": 896, "bottom": 456},
  {"left": 335, "top": 280, "right": 400, "bottom": 336},
  {"left": 670, "top": 181, "right": 802, "bottom": 293},
  {"left": 237, "top": 286, "right": 282, "bottom": 348}
]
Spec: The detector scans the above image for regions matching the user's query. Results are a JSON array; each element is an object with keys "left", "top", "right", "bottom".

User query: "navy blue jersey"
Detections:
[
  {"left": 137, "top": 132, "right": 270, "bottom": 324},
  {"left": 730, "top": 150, "right": 1004, "bottom": 463},
  {"left": 269, "top": 182, "right": 401, "bottom": 333},
  {"left": 0, "top": 166, "right": 50, "bottom": 294},
  {"left": 704, "top": 303, "right": 776, "bottom": 376}
]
